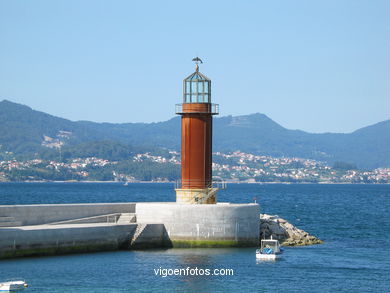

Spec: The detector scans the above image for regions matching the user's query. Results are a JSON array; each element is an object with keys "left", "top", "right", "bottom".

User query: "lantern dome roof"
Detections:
[{"left": 184, "top": 70, "right": 210, "bottom": 82}]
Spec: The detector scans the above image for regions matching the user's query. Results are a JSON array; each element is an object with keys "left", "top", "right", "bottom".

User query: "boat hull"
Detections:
[
  {"left": 256, "top": 253, "right": 281, "bottom": 260},
  {"left": 0, "top": 281, "right": 27, "bottom": 292}
]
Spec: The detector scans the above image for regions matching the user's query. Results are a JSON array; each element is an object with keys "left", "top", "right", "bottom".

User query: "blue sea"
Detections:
[{"left": 0, "top": 183, "right": 389, "bottom": 292}]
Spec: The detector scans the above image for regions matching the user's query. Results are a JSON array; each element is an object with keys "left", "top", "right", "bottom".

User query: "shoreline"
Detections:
[{"left": 0, "top": 180, "right": 389, "bottom": 185}]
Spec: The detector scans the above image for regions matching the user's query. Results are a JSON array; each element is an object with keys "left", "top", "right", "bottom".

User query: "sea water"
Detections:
[{"left": 0, "top": 183, "right": 389, "bottom": 292}]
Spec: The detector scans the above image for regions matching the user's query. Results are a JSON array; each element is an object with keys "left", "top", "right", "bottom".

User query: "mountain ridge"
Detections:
[{"left": 1, "top": 99, "right": 389, "bottom": 169}]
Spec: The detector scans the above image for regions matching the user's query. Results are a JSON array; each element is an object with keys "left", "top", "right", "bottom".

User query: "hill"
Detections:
[
  {"left": 0, "top": 100, "right": 389, "bottom": 169},
  {"left": 213, "top": 114, "right": 390, "bottom": 169}
]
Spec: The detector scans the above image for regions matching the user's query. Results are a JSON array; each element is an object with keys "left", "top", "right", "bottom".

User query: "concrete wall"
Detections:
[
  {"left": 0, "top": 222, "right": 170, "bottom": 258},
  {"left": 136, "top": 202, "right": 260, "bottom": 247},
  {"left": 0, "top": 203, "right": 136, "bottom": 226},
  {"left": 0, "top": 223, "right": 136, "bottom": 259}
]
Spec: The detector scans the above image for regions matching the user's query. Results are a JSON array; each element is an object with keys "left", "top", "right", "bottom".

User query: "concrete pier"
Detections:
[{"left": 0, "top": 202, "right": 260, "bottom": 258}]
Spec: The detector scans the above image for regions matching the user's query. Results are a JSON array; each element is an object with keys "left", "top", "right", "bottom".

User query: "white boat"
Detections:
[
  {"left": 256, "top": 237, "right": 283, "bottom": 260},
  {"left": 0, "top": 280, "right": 28, "bottom": 292}
]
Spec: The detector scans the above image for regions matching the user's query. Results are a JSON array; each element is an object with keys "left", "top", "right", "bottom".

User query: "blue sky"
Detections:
[{"left": 0, "top": 0, "right": 389, "bottom": 133}]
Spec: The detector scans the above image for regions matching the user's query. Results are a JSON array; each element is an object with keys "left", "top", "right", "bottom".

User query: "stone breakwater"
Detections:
[{"left": 260, "top": 214, "right": 323, "bottom": 246}]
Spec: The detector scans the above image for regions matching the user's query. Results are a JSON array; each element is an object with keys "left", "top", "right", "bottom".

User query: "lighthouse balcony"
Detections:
[{"left": 175, "top": 103, "right": 219, "bottom": 115}]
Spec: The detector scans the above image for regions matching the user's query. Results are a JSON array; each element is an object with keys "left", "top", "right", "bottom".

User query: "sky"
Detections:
[{"left": 0, "top": 0, "right": 389, "bottom": 133}]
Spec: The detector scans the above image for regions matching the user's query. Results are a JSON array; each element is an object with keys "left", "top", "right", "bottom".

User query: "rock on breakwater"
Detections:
[{"left": 260, "top": 214, "right": 323, "bottom": 246}]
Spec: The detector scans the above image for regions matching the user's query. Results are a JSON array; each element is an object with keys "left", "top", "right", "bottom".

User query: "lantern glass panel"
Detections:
[
  {"left": 198, "top": 82, "right": 204, "bottom": 94},
  {"left": 191, "top": 82, "right": 197, "bottom": 94}
]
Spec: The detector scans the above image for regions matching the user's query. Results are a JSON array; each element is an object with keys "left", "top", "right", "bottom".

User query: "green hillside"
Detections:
[{"left": 0, "top": 99, "right": 389, "bottom": 169}]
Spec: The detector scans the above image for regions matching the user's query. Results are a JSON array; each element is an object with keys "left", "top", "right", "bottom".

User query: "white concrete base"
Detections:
[{"left": 136, "top": 202, "right": 260, "bottom": 247}]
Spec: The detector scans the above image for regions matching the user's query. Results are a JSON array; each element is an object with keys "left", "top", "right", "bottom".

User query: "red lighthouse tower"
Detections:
[{"left": 175, "top": 58, "right": 220, "bottom": 204}]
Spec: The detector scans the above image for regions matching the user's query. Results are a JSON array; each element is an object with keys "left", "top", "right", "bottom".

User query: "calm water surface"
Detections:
[{"left": 0, "top": 183, "right": 389, "bottom": 292}]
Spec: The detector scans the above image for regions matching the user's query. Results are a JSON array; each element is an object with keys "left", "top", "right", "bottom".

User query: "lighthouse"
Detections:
[{"left": 175, "top": 58, "right": 222, "bottom": 204}]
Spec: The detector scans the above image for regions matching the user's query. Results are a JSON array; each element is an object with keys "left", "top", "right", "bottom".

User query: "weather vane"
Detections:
[{"left": 192, "top": 57, "right": 203, "bottom": 71}]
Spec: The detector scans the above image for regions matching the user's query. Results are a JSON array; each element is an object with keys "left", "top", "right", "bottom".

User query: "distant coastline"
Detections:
[
  {"left": 1, "top": 180, "right": 389, "bottom": 185},
  {"left": 2, "top": 152, "right": 390, "bottom": 184}
]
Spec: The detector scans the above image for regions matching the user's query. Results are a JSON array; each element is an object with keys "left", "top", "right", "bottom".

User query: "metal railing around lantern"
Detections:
[{"left": 175, "top": 103, "right": 219, "bottom": 115}]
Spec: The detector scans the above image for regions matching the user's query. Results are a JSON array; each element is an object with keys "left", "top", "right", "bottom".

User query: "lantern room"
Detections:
[{"left": 183, "top": 66, "right": 211, "bottom": 104}]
